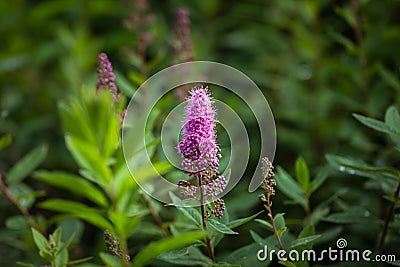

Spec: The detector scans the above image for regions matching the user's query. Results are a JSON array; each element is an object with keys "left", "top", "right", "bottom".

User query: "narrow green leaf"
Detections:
[
  {"left": 99, "top": 252, "right": 123, "bottom": 267},
  {"left": 34, "top": 171, "right": 109, "bottom": 207},
  {"left": 0, "top": 134, "right": 12, "bottom": 151},
  {"left": 353, "top": 113, "right": 400, "bottom": 136},
  {"left": 255, "top": 219, "right": 273, "bottom": 231},
  {"left": 227, "top": 210, "right": 264, "bottom": 229},
  {"left": 290, "top": 235, "right": 320, "bottom": 248},
  {"left": 132, "top": 231, "right": 206, "bottom": 267},
  {"left": 169, "top": 193, "right": 202, "bottom": 226},
  {"left": 158, "top": 246, "right": 213, "bottom": 266},
  {"left": 16, "top": 262, "right": 36, "bottom": 267},
  {"left": 275, "top": 167, "right": 307, "bottom": 208},
  {"left": 295, "top": 157, "right": 310, "bottom": 192},
  {"left": 326, "top": 154, "right": 400, "bottom": 181},
  {"left": 310, "top": 166, "right": 330, "bottom": 193},
  {"left": 208, "top": 219, "right": 238, "bottom": 235},
  {"left": 39, "top": 199, "right": 113, "bottom": 230},
  {"left": 66, "top": 256, "right": 93, "bottom": 265},
  {"left": 65, "top": 135, "right": 112, "bottom": 185},
  {"left": 278, "top": 261, "right": 297, "bottom": 267},
  {"left": 7, "top": 144, "right": 48, "bottom": 185},
  {"left": 385, "top": 106, "right": 400, "bottom": 131},
  {"left": 31, "top": 228, "right": 49, "bottom": 253},
  {"left": 379, "top": 66, "right": 400, "bottom": 92}
]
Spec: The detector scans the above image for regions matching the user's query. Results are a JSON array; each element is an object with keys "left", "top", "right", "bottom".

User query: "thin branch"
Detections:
[
  {"left": 377, "top": 181, "right": 400, "bottom": 250},
  {"left": 264, "top": 193, "right": 284, "bottom": 250},
  {"left": 0, "top": 172, "right": 41, "bottom": 232},
  {"left": 140, "top": 193, "right": 171, "bottom": 237}
]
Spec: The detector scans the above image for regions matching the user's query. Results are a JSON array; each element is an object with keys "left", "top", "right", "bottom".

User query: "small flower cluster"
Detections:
[
  {"left": 96, "top": 53, "right": 119, "bottom": 103},
  {"left": 208, "top": 199, "right": 225, "bottom": 219},
  {"left": 260, "top": 157, "right": 276, "bottom": 196},
  {"left": 177, "top": 180, "right": 197, "bottom": 198},
  {"left": 206, "top": 175, "right": 227, "bottom": 197},
  {"left": 177, "top": 86, "right": 226, "bottom": 218}
]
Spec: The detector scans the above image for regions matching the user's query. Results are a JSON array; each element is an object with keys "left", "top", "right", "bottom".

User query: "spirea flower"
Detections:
[
  {"left": 178, "top": 86, "right": 221, "bottom": 175},
  {"left": 96, "top": 53, "right": 121, "bottom": 103},
  {"left": 177, "top": 86, "right": 226, "bottom": 218}
]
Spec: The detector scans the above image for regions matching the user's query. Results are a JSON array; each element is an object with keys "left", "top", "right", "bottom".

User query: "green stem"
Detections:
[
  {"left": 198, "top": 174, "right": 215, "bottom": 261},
  {"left": 141, "top": 193, "right": 171, "bottom": 237}
]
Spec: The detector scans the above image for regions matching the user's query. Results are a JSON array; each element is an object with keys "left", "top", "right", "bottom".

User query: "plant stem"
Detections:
[
  {"left": 265, "top": 193, "right": 284, "bottom": 250},
  {"left": 140, "top": 193, "right": 171, "bottom": 237},
  {"left": 198, "top": 174, "right": 215, "bottom": 261},
  {"left": 0, "top": 172, "right": 41, "bottom": 232},
  {"left": 377, "top": 181, "right": 400, "bottom": 250}
]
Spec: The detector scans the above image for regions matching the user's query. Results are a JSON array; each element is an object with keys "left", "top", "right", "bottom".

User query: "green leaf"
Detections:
[
  {"left": 326, "top": 154, "right": 400, "bottom": 181},
  {"left": 16, "top": 262, "right": 35, "bottom": 267},
  {"left": 274, "top": 213, "right": 286, "bottom": 232},
  {"left": 275, "top": 167, "right": 307, "bottom": 208},
  {"left": 227, "top": 210, "right": 264, "bottom": 229},
  {"left": 255, "top": 219, "right": 273, "bottom": 231},
  {"left": 278, "top": 261, "right": 297, "bottom": 267},
  {"left": 385, "top": 106, "right": 400, "bottom": 131},
  {"left": 290, "top": 235, "right": 320, "bottom": 248},
  {"left": 295, "top": 157, "right": 310, "bottom": 192},
  {"left": 99, "top": 252, "right": 123, "bottom": 267},
  {"left": 7, "top": 144, "right": 48, "bottom": 185},
  {"left": 34, "top": 171, "right": 109, "bottom": 208},
  {"left": 132, "top": 231, "right": 206, "bottom": 267},
  {"left": 208, "top": 219, "right": 238, "bottom": 235},
  {"left": 66, "top": 256, "right": 93, "bottom": 265},
  {"left": 31, "top": 228, "right": 50, "bottom": 253},
  {"left": 158, "top": 246, "right": 213, "bottom": 266},
  {"left": 109, "top": 210, "right": 141, "bottom": 239},
  {"left": 387, "top": 260, "right": 400, "bottom": 266},
  {"left": 0, "top": 134, "right": 12, "bottom": 151},
  {"left": 353, "top": 113, "right": 400, "bottom": 136},
  {"left": 39, "top": 199, "right": 113, "bottom": 230},
  {"left": 310, "top": 166, "right": 330, "bottom": 193},
  {"left": 65, "top": 135, "right": 112, "bottom": 186},
  {"left": 379, "top": 66, "right": 400, "bottom": 92},
  {"left": 6, "top": 215, "right": 30, "bottom": 230},
  {"left": 169, "top": 193, "right": 202, "bottom": 226}
]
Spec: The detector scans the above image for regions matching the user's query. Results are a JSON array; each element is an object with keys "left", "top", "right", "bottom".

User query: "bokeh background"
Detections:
[{"left": 1, "top": 0, "right": 400, "bottom": 266}]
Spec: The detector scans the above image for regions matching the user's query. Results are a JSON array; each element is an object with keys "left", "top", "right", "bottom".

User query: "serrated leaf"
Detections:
[
  {"left": 132, "top": 231, "right": 206, "bottom": 267},
  {"left": 7, "top": 144, "right": 48, "bottom": 185},
  {"left": 34, "top": 171, "right": 109, "bottom": 208},
  {"left": 208, "top": 219, "right": 238, "bottom": 235},
  {"left": 295, "top": 157, "right": 310, "bottom": 192},
  {"left": 353, "top": 113, "right": 400, "bottom": 136}
]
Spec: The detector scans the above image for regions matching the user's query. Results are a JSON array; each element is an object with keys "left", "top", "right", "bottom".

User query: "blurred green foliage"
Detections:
[{"left": 1, "top": 0, "right": 400, "bottom": 266}]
